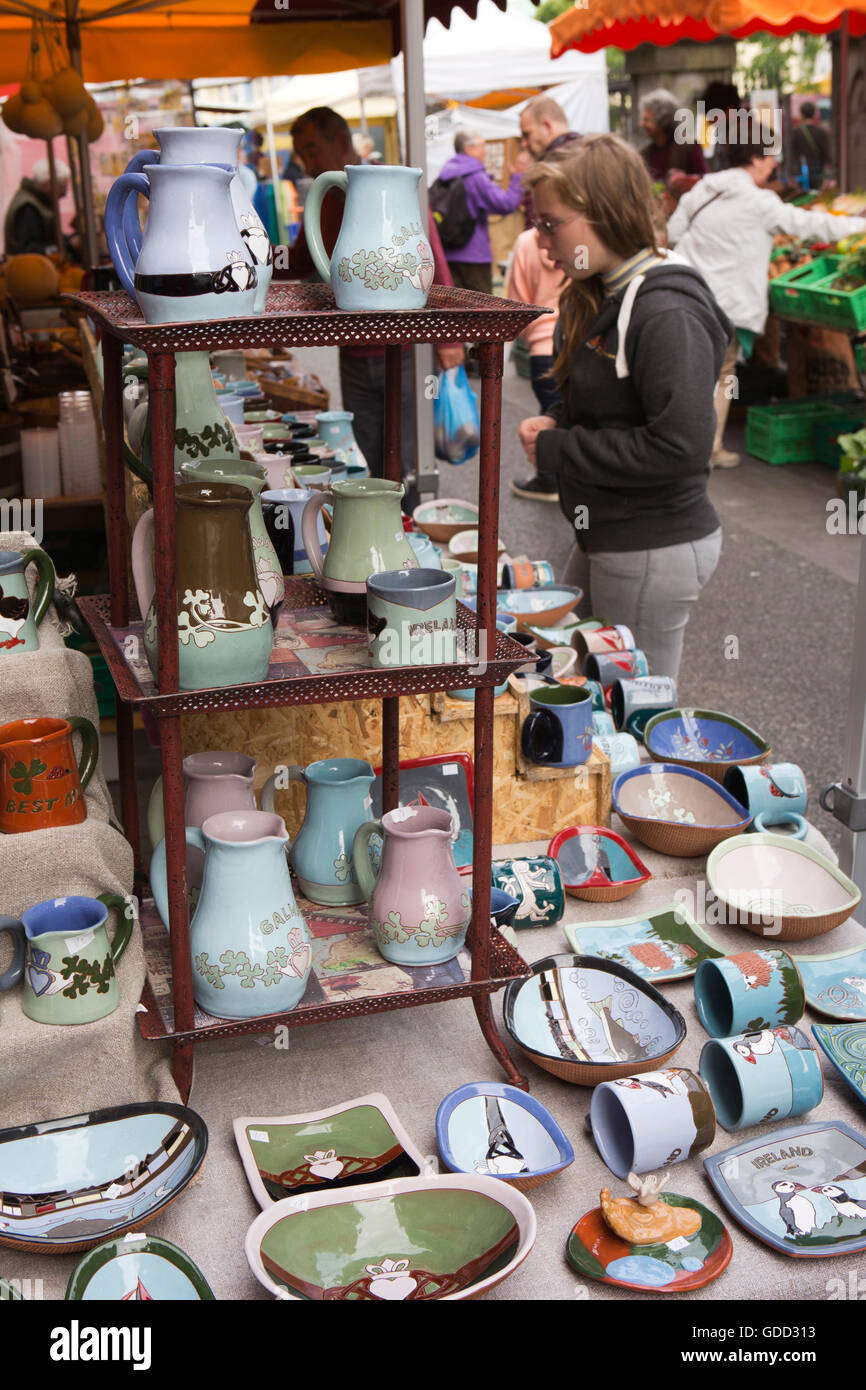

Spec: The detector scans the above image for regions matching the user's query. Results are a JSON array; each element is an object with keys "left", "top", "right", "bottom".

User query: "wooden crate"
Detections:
[{"left": 181, "top": 688, "right": 610, "bottom": 847}]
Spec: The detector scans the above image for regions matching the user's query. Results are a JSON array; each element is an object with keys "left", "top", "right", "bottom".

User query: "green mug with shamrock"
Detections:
[{"left": 0, "top": 716, "right": 98, "bottom": 833}]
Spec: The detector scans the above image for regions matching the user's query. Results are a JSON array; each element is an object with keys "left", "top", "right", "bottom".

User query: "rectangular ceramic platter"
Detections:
[
  {"left": 563, "top": 907, "right": 723, "bottom": 982},
  {"left": 791, "top": 946, "right": 866, "bottom": 1020},
  {"left": 705, "top": 1121, "right": 866, "bottom": 1258},
  {"left": 139, "top": 897, "right": 473, "bottom": 1034}
]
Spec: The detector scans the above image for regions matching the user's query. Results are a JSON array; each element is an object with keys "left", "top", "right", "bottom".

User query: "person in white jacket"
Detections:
[{"left": 668, "top": 135, "right": 866, "bottom": 467}]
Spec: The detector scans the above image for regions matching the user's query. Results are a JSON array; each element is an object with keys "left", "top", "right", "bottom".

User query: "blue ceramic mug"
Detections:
[
  {"left": 723, "top": 763, "right": 808, "bottom": 840},
  {"left": 521, "top": 685, "right": 593, "bottom": 768},
  {"left": 694, "top": 948, "right": 805, "bottom": 1038},
  {"left": 700, "top": 1025, "right": 823, "bottom": 1132}
]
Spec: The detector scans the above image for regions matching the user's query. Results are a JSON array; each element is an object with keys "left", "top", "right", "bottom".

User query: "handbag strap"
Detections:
[{"left": 685, "top": 188, "right": 725, "bottom": 228}]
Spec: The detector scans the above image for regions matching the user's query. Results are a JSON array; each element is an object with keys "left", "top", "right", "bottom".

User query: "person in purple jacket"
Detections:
[{"left": 437, "top": 129, "right": 525, "bottom": 295}]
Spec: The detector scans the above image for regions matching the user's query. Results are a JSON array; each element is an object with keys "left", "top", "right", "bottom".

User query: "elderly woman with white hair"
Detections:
[
  {"left": 639, "top": 88, "right": 707, "bottom": 182},
  {"left": 434, "top": 128, "right": 525, "bottom": 295},
  {"left": 3, "top": 156, "right": 70, "bottom": 257}
]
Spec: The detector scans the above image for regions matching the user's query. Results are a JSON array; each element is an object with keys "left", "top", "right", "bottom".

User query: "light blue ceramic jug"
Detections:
[
  {"left": 260, "top": 758, "right": 375, "bottom": 906},
  {"left": 315, "top": 412, "right": 367, "bottom": 472},
  {"left": 304, "top": 166, "right": 434, "bottom": 311},
  {"left": 150, "top": 810, "right": 311, "bottom": 1020}
]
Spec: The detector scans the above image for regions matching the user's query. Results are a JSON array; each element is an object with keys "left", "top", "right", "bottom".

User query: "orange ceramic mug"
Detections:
[{"left": 0, "top": 717, "right": 99, "bottom": 833}]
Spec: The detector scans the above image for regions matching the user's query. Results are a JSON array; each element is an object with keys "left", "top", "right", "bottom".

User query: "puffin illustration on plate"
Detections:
[
  {"left": 818, "top": 1184, "right": 866, "bottom": 1220},
  {"left": 772, "top": 1180, "right": 817, "bottom": 1237}
]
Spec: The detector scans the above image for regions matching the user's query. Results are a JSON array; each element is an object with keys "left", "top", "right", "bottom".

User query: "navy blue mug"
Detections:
[{"left": 521, "top": 685, "right": 594, "bottom": 768}]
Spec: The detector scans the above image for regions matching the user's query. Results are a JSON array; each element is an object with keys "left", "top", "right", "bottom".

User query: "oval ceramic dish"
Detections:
[
  {"left": 244, "top": 1173, "right": 536, "bottom": 1300},
  {"left": 435, "top": 1082, "right": 574, "bottom": 1191},
  {"left": 448, "top": 529, "right": 506, "bottom": 566},
  {"left": 612, "top": 763, "right": 752, "bottom": 857},
  {"left": 503, "top": 953, "right": 687, "bottom": 1086},
  {"left": 566, "top": 1194, "right": 733, "bottom": 1292},
  {"left": 412, "top": 498, "right": 479, "bottom": 544},
  {"left": 643, "top": 708, "right": 770, "bottom": 782},
  {"left": 706, "top": 833, "right": 862, "bottom": 941},
  {"left": 494, "top": 586, "right": 582, "bottom": 631},
  {"left": 525, "top": 619, "right": 584, "bottom": 650},
  {"left": 65, "top": 1234, "right": 215, "bottom": 1300},
  {"left": 548, "top": 825, "right": 651, "bottom": 902},
  {"left": 0, "top": 1103, "right": 208, "bottom": 1254}
]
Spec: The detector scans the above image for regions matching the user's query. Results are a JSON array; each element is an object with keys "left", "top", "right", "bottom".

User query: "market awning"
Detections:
[
  {"left": 550, "top": 0, "right": 866, "bottom": 54},
  {"left": 0, "top": 0, "right": 508, "bottom": 85}
]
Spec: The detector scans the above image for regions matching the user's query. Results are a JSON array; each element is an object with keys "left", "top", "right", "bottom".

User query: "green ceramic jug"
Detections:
[
  {"left": 180, "top": 457, "right": 284, "bottom": 618},
  {"left": 301, "top": 478, "right": 417, "bottom": 623},
  {"left": 141, "top": 351, "right": 239, "bottom": 475}
]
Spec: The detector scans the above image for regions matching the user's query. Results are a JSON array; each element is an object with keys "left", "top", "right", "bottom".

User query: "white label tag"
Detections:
[
  {"left": 363, "top": 796, "right": 373, "bottom": 809},
  {"left": 249, "top": 1129, "right": 269, "bottom": 1143},
  {"left": 666, "top": 1236, "right": 690, "bottom": 1251},
  {"left": 390, "top": 805, "right": 417, "bottom": 822},
  {"left": 65, "top": 930, "right": 95, "bottom": 952},
  {"left": 442, "top": 763, "right": 459, "bottom": 776},
  {"left": 123, "top": 1232, "right": 146, "bottom": 1244}
]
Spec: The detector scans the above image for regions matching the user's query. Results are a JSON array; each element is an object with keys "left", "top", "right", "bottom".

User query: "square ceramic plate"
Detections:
[
  {"left": 812, "top": 1024, "right": 866, "bottom": 1107},
  {"left": 234, "top": 1092, "right": 433, "bottom": 1209},
  {"left": 563, "top": 906, "right": 723, "bottom": 983},
  {"left": 792, "top": 945, "right": 866, "bottom": 1020},
  {"left": 704, "top": 1120, "right": 866, "bottom": 1257}
]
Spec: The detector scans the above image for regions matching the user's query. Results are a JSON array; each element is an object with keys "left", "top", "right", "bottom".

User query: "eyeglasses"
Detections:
[{"left": 531, "top": 214, "right": 578, "bottom": 236}]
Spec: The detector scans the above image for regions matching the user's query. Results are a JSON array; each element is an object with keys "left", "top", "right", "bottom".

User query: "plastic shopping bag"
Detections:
[{"left": 433, "top": 365, "right": 481, "bottom": 465}]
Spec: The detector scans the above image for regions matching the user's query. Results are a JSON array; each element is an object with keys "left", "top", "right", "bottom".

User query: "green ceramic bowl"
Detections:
[{"left": 245, "top": 1174, "right": 536, "bottom": 1300}]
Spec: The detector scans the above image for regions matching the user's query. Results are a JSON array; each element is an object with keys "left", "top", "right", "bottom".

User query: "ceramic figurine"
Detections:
[
  {"left": 119, "top": 126, "right": 272, "bottom": 312},
  {"left": 304, "top": 166, "right": 433, "bottom": 311},
  {"left": 0, "top": 716, "right": 98, "bottom": 833},
  {"left": 600, "top": 1173, "right": 702, "bottom": 1244},
  {"left": 105, "top": 163, "right": 258, "bottom": 324},
  {"left": 149, "top": 809, "right": 311, "bottom": 1020},
  {"left": 131, "top": 481, "right": 272, "bottom": 691},
  {"left": 353, "top": 805, "right": 470, "bottom": 966},
  {"left": 0, "top": 548, "right": 55, "bottom": 653},
  {"left": 260, "top": 757, "right": 375, "bottom": 906}
]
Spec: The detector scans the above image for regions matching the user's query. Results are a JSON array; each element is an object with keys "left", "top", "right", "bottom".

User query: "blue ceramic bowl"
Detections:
[
  {"left": 0, "top": 1103, "right": 208, "bottom": 1253},
  {"left": 436, "top": 1082, "right": 574, "bottom": 1190},
  {"left": 644, "top": 708, "right": 770, "bottom": 782},
  {"left": 494, "top": 586, "right": 583, "bottom": 631},
  {"left": 66, "top": 1234, "right": 215, "bottom": 1300},
  {"left": 612, "top": 763, "right": 752, "bottom": 857}
]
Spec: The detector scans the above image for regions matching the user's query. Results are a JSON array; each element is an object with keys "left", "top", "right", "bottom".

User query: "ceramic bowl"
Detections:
[
  {"left": 412, "top": 498, "right": 480, "bottom": 544},
  {"left": 706, "top": 833, "right": 862, "bottom": 941},
  {"left": 448, "top": 529, "right": 506, "bottom": 565},
  {"left": 0, "top": 1103, "right": 208, "bottom": 1254},
  {"left": 503, "top": 953, "right": 687, "bottom": 1086},
  {"left": 612, "top": 763, "right": 752, "bottom": 857},
  {"left": 525, "top": 618, "right": 584, "bottom": 650},
  {"left": 548, "top": 825, "right": 652, "bottom": 902},
  {"left": 65, "top": 1234, "right": 215, "bottom": 1300},
  {"left": 233, "top": 1093, "right": 432, "bottom": 1209},
  {"left": 643, "top": 708, "right": 770, "bottom": 782},
  {"left": 244, "top": 1173, "right": 536, "bottom": 1300},
  {"left": 494, "top": 586, "right": 583, "bottom": 631},
  {"left": 435, "top": 1083, "right": 574, "bottom": 1191}
]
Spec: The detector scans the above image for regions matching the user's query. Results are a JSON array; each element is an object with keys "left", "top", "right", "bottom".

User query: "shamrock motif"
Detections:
[
  {"left": 378, "top": 911, "right": 409, "bottom": 944},
  {"left": 194, "top": 952, "right": 224, "bottom": 988},
  {"left": 351, "top": 249, "right": 379, "bottom": 278},
  {"left": 243, "top": 590, "right": 268, "bottom": 628},
  {"left": 337, "top": 258, "right": 352, "bottom": 283},
  {"left": 333, "top": 852, "right": 351, "bottom": 882},
  {"left": 238, "top": 959, "right": 265, "bottom": 988},
  {"left": 10, "top": 757, "right": 47, "bottom": 794},
  {"left": 218, "top": 949, "right": 248, "bottom": 976}
]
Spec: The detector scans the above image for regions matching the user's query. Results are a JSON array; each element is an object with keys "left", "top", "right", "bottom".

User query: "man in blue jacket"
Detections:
[{"left": 437, "top": 130, "right": 525, "bottom": 296}]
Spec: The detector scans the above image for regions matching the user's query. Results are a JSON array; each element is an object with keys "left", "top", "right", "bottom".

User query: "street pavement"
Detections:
[{"left": 300, "top": 346, "right": 862, "bottom": 848}]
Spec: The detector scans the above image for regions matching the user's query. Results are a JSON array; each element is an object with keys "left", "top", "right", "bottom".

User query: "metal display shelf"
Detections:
[{"left": 76, "top": 284, "right": 548, "bottom": 1101}]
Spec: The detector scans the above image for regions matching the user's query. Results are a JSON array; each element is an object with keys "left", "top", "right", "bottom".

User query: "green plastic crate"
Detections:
[
  {"left": 856, "top": 340, "right": 866, "bottom": 372},
  {"left": 769, "top": 255, "right": 841, "bottom": 319},
  {"left": 745, "top": 396, "right": 857, "bottom": 465},
  {"left": 813, "top": 408, "right": 866, "bottom": 468},
  {"left": 809, "top": 268, "right": 866, "bottom": 332},
  {"left": 65, "top": 632, "right": 117, "bottom": 719}
]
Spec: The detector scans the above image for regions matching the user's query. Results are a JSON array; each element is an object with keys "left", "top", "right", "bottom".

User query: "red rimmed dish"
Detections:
[{"left": 548, "top": 825, "right": 651, "bottom": 902}]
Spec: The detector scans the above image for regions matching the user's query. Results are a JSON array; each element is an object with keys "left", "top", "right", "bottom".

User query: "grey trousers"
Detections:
[
  {"left": 561, "top": 528, "right": 723, "bottom": 681},
  {"left": 339, "top": 349, "right": 414, "bottom": 480}
]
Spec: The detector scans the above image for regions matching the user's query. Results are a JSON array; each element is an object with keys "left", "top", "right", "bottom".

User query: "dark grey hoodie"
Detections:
[{"left": 535, "top": 260, "right": 733, "bottom": 554}]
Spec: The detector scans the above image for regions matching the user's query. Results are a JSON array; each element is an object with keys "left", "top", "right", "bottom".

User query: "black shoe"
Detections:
[{"left": 511, "top": 474, "right": 559, "bottom": 502}]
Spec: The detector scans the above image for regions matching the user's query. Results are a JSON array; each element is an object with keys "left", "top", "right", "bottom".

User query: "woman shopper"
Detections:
[
  {"left": 668, "top": 131, "right": 866, "bottom": 467},
  {"left": 518, "top": 134, "right": 731, "bottom": 681}
]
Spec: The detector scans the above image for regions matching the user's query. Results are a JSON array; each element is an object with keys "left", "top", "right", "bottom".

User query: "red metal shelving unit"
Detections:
[{"left": 70, "top": 283, "right": 545, "bottom": 1101}]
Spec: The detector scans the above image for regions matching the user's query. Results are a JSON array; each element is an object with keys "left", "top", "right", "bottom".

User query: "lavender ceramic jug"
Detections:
[
  {"left": 147, "top": 750, "right": 258, "bottom": 888},
  {"left": 352, "top": 806, "right": 470, "bottom": 967}
]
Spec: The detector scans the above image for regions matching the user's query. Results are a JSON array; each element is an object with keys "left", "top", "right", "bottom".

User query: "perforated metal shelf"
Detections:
[
  {"left": 78, "top": 583, "right": 527, "bottom": 716},
  {"left": 67, "top": 283, "right": 548, "bottom": 353}
]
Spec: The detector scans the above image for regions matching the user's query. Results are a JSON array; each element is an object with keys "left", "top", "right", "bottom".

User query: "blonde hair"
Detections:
[{"left": 524, "top": 133, "right": 659, "bottom": 386}]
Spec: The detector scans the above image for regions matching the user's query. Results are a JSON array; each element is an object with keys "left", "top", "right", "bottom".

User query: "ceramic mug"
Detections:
[
  {"left": 521, "top": 685, "right": 593, "bottom": 768},
  {"left": 440, "top": 555, "right": 464, "bottom": 597},
  {"left": 572, "top": 625, "right": 628, "bottom": 659},
  {"left": 590, "top": 1067, "right": 716, "bottom": 1179},
  {"left": 592, "top": 711, "right": 616, "bottom": 737},
  {"left": 490, "top": 856, "right": 565, "bottom": 928},
  {"left": 593, "top": 731, "right": 641, "bottom": 783},
  {"left": 583, "top": 650, "right": 650, "bottom": 686},
  {"left": 694, "top": 948, "right": 805, "bottom": 1038},
  {"left": 0, "top": 893, "right": 134, "bottom": 1025},
  {"left": 0, "top": 717, "right": 98, "bottom": 833},
  {"left": 723, "top": 763, "right": 808, "bottom": 840},
  {"left": 0, "top": 549, "right": 55, "bottom": 654},
  {"left": 700, "top": 1025, "right": 823, "bottom": 1132},
  {"left": 366, "top": 569, "right": 457, "bottom": 668},
  {"left": 611, "top": 676, "right": 678, "bottom": 736},
  {"left": 501, "top": 560, "right": 555, "bottom": 589}
]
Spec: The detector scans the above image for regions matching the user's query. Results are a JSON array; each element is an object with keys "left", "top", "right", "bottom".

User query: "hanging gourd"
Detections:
[
  {"left": 18, "top": 98, "right": 62, "bottom": 140},
  {"left": 85, "top": 95, "right": 103, "bottom": 142},
  {"left": 1, "top": 94, "right": 26, "bottom": 133},
  {"left": 49, "top": 66, "right": 88, "bottom": 118},
  {"left": 6, "top": 254, "right": 60, "bottom": 305},
  {"left": 62, "top": 107, "right": 90, "bottom": 137},
  {"left": 19, "top": 80, "right": 43, "bottom": 104}
]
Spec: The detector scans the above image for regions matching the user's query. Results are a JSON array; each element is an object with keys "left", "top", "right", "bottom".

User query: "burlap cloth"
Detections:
[{"left": 0, "top": 529, "right": 177, "bottom": 1131}]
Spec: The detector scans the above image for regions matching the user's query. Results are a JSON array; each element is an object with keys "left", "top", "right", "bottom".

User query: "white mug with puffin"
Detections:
[{"left": 0, "top": 549, "right": 55, "bottom": 654}]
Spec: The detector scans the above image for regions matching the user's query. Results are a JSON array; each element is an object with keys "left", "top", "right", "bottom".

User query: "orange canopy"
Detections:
[{"left": 550, "top": 0, "right": 866, "bottom": 53}]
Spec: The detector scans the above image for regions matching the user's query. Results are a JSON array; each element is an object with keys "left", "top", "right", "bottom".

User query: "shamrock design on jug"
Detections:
[
  {"left": 338, "top": 238, "right": 434, "bottom": 295},
  {"left": 176, "top": 587, "right": 268, "bottom": 649}
]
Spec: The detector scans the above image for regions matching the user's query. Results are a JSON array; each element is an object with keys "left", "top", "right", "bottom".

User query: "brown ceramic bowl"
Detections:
[
  {"left": 612, "top": 763, "right": 752, "bottom": 857},
  {"left": 412, "top": 498, "right": 480, "bottom": 544}
]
